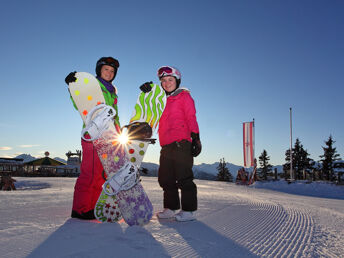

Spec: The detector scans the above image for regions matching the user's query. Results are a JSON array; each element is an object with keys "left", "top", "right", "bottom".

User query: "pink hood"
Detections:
[{"left": 158, "top": 89, "right": 199, "bottom": 146}]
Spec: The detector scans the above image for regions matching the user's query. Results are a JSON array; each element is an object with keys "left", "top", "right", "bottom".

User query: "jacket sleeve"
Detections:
[{"left": 183, "top": 92, "right": 199, "bottom": 134}]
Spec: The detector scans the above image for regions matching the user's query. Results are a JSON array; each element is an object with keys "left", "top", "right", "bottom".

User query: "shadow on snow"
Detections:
[{"left": 27, "top": 219, "right": 170, "bottom": 258}]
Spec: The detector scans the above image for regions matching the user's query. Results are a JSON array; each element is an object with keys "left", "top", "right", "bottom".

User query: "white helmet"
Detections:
[{"left": 157, "top": 66, "right": 181, "bottom": 87}]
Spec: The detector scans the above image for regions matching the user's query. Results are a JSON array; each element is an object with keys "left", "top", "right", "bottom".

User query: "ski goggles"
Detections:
[
  {"left": 157, "top": 66, "right": 181, "bottom": 80},
  {"left": 98, "top": 57, "right": 119, "bottom": 68}
]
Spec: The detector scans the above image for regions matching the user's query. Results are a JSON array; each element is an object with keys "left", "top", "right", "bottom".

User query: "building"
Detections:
[
  {"left": 56, "top": 150, "right": 81, "bottom": 177},
  {"left": 0, "top": 158, "right": 24, "bottom": 176},
  {"left": 24, "top": 152, "right": 66, "bottom": 176}
]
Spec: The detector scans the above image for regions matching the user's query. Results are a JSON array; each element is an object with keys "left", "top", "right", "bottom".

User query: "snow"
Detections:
[{"left": 0, "top": 177, "right": 343, "bottom": 258}]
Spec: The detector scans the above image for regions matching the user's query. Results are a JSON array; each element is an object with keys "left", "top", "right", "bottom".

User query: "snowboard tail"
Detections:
[
  {"left": 94, "top": 192, "right": 122, "bottom": 223},
  {"left": 117, "top": 186, "right": 153, "bottom": 226}
]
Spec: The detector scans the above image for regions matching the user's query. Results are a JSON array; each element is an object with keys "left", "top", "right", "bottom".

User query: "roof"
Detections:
[
  {"left": 0, "top": 158, "right": 24, "bottom": 164},
  {"left": 24, "top": 157, "right": 66, "bottom": 166}
]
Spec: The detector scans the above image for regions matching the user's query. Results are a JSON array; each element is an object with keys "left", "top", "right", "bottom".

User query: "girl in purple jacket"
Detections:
[{"left": 140, "top": 66, "right": 202, "bottom": 221}]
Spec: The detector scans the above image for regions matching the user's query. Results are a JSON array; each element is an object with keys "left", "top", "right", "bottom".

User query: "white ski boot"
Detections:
[
  {"left": 157, "top": 209, "right": 175, "bottom": 219},
  {"left": 175, "top": 211, "right": 196, "bottom": 222}
]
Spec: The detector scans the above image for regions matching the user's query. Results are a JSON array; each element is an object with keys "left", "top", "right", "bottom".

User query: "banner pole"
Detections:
[{"left": 253, "top": 118, "right": 255, "bottom": 166}]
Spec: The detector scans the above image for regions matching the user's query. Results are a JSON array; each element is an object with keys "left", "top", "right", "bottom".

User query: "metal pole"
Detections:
[
  {"left": 253, "top": 118, "right": 255, "bottom": 165},
  {"left": 290, "top": 107, "right": 293, "bottom": 180}
]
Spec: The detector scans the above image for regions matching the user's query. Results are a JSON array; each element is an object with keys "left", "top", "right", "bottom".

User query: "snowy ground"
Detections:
[{"left": 0, "top": 177, "right": 343, "bottom": 258}]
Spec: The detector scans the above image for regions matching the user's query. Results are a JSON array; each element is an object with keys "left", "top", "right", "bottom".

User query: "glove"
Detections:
[
  {"left": 65, "top": 71, "right": 77, "bottom": 85},
  {"left": 139, "top": 81, "right": 153, "bottom": 93},
  {"left": 191, "top": 132, "right": 202, "bottom": 157}
]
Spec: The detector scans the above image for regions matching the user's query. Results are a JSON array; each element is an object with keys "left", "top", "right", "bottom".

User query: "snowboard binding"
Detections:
[
  {"left": 123, "top": 122, "right": 156, "bottom": 144},
  {"left": 81, "top": 104, "right": 117, "bottom": 141},
  {"left": 103, "top": 162, "right": 140, "bottom": 196}
]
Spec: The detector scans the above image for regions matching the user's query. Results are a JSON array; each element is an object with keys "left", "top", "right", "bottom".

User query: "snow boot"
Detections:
[
  {"left": 71, "top": 210, "right": 96, "bottom": 220},
  {"left": 157, "top": 208, "right": 175, "bottom": 219},
  {"left": 175, "top": 211, "right": 196, "bottom": 222}
]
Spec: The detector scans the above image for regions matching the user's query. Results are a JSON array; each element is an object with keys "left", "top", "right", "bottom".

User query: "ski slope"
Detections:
[{"left": 0, "top": 177, "right": 343, "bottom": 257}]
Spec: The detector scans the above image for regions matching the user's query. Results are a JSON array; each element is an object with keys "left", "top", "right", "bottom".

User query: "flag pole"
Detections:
[
  {"left": 290, "top": 107, "right": 293, "bottom": 180},
  {"left": 253, "top": 118, "right": 255, "bottom": 166},
  {"left": 248, "top": 119, "right": 256, "bottom": 184}
]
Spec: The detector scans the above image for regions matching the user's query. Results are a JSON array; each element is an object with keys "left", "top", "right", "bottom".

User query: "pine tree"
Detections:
[
  {"left": 258, "top": 149, "right": 272, "bottom": 180},
  {"left": 216, "top": 158, "right": 233, "bottom": 182},
  {"left": 293, "top": 139, "right": 314, "bottom": 179},
  {"left": 299, "top": 146, "right": 315, "bottom": 179},
  {"left": 283, "top": 138, "right": 314, "bottom": 180},
  {"left": 293, "top": 138, "right": 303, "bottom": 179},
  {"left": 283, "top": 149, "right": 292, "bottom": 178},
  {"left": 319, "top": 135, "right": 341, "bottom": 181}
]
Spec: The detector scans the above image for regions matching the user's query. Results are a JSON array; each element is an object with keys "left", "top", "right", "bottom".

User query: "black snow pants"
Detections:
[{"left": 158, "top": 140, "right": 197, "bottom": 212}]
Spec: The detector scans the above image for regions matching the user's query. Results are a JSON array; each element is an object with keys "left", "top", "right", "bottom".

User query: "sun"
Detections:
[{"left": 117, "top": 131, "right": 129, "bottom": 145}]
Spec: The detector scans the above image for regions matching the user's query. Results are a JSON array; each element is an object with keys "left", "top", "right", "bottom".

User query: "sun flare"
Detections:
[{"left": 117, "top": 131, "right": 129, "bottom": 145}]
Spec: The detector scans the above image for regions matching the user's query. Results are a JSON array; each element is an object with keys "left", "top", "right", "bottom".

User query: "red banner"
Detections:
[{"left": 243, "top": 121, "right": 255, "bottom": 168}]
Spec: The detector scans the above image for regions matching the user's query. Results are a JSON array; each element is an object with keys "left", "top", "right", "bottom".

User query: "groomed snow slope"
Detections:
[{"left": 0, "top": 177, "right": 343, "bottom": 257}]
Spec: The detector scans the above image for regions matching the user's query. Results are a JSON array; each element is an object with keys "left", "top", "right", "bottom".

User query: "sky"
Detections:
[{"left": 0, "top": 0, "right": 343, "bottom": 166}]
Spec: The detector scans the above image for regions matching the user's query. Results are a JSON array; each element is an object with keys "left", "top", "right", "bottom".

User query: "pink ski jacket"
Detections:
[{"left": 158, "top": 89, "right": 200, "bottom": 147}]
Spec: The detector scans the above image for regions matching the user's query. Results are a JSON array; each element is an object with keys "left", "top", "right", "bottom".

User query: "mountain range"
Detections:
[{"left": 15, "top": 154, "right": 283, "bottom": 180}]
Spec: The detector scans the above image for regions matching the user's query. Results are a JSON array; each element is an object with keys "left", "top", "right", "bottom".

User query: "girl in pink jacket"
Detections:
[{"left": 140, "top": 66, "right": 202, "bottom": 221}]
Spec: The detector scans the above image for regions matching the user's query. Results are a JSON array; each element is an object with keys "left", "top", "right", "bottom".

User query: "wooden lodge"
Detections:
[
  {"left": 0, "top": 157, "right": 24, "bottom": 176},
  {"left": 0, "top": 150, "right": 81, "bottom": 177}
]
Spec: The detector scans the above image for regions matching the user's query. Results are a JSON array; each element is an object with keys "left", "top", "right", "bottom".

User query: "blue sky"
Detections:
[{"left": 0, "top": 0, "right": 343, "bottom": 167}]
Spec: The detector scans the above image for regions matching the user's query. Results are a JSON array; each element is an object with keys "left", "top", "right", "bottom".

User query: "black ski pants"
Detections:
[{"left": 158, "top": 140, "right": 197, "bottom": 212}]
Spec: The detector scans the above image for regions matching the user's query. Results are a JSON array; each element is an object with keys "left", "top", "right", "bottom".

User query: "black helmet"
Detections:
[{"left": 95, "top": 57, "right": 120, "bottom": 81}]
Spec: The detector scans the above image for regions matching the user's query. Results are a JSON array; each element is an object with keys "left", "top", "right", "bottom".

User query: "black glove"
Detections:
[
  {"left": 191, "top": 132, "right": 202, "bottom": 157},
  {"left": 65, "top": 71, "right": 77, "bottom": 85},
  {"left": 139, "top": 81, "right": 153, "bottom": 93}
]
